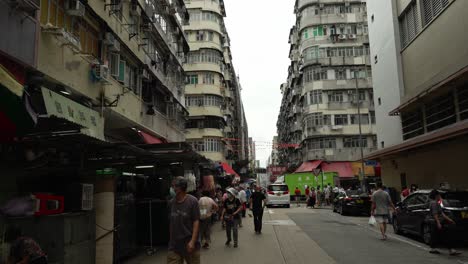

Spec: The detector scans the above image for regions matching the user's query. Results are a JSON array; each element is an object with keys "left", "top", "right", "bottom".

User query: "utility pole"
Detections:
[{"left": 355, "top": 73, "right": 366, "bottom": 192}]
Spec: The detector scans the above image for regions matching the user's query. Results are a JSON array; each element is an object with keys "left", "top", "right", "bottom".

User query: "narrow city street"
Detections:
[{"left": 126, "top": 206, "right": 468, "bottom": 264}]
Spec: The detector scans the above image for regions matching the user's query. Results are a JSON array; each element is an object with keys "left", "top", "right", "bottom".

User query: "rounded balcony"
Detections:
[
  {"left": 184, "top": 20, "right": 223, "bottom": 35},
  {"left": 186, "top": 0, "right": 224, "bottom": 16}
]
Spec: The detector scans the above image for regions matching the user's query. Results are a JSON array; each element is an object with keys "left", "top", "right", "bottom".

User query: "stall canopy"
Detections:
[
  {"left": 221, "top": 162, "right": 239, "bottom": 177},
  {"left": 139, "top": 130, "right": 164, "bottom": 144},
  {"left": 295, "top": 160, "right": 322, "bottom": 173},
  {"left": 322, "top": 162, "right": 354, "bottom": 178}
]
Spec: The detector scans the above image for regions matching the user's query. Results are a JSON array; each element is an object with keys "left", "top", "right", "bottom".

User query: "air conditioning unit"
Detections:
[
  {"left": 104, "top": 33, "right": 120, "bottom": 51},
  {"left": 141, "top": 21, "right": 152, "bottom": 32},
  {"left": 95, "top": 64, "right": 109, "bottom": 82},
  {"left": 140, "top": 68, "right": 150, "bottom": 80},
  {"left": 338, "top": 34, "right": 347, "bottom": 40},
  {"left": 130, "top": 2, "right": 140, "bottom": 16},
  {"left": 165, "top": 96, "right": 173, "bottom": 103},
  {"left": 66, "top": 0, "right": 85, "bottom": 17},
  {"left": 348, "top": 34, "right": 357, "bottom": 39}
]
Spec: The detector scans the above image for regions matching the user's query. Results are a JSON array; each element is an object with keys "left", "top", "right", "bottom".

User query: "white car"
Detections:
[{"left": 266, "top": 184, "right": 290, "bottom": 208}]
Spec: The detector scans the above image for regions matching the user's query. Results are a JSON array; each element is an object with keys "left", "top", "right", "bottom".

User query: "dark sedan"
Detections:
[
  {"left": 393, "top": 190, "right": 468, "bottom": 245},
  {"left": 333, "top": 190, "right": 372, "bottom": 216}
]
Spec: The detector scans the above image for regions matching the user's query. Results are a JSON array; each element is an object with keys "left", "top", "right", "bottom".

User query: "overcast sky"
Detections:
[{"left": 223, "top": 0, "right": 296, "bottom": 167}]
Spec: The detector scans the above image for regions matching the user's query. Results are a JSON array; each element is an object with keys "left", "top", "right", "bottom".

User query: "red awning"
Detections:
[
  {"left": 221, "top": 162, "right": 239, "bottom": 177},
  {"left": 139, "top": 131, "right": 164, "bottom": 144},
  {"left": 322, "top": 162, "right": 354, "bottom": 178},
  {"left": 295, "top": 160, "right": 322, "bottom": 173}
]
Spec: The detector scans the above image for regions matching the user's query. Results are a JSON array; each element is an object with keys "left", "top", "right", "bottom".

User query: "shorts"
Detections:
[{"left": 374, "top": 215, "right": 389, "bottom": 224}]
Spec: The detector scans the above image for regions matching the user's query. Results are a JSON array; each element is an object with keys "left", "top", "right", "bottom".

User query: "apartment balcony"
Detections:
[
  {"left": 304, "top": 147, "right": 376, "bottom": 162},
  {"left": 186, "top": 0, "right": 224, "bottom": 16},
  {"left": 299, "top": 13, "right": 367, "bottom": 31},
  {"left": 303, "top": 124, "right": 376, "bottom": 138},
  {"left": 185, "top": 84, "right": 224, "bottom": 97},
  {"left": 297, "top": 0, "right": 364, "bottom": 11},
  {"left": 184, "top": 62, "right": 224, "bottom": 76},
  {"left": 302, "top": 78, "right": 373, "bottom": 95},
  {"left": 189, "top": 40, "right": 223, "bottom": 53},
  {"left": 184, "top": 20, "right": 223, "bottom": 35},
  {"left": 186, "top": 127, "right": 224, "bottom": 139},
  {"left": 325, "top": 100, "right": 375, "bottom": 111},
  {"left": 187, "top": 105, "right": 224, "bottom": 118},
  {"left": 199, "top": 151, "right": 225, "bottom": 162},
  {"left": 301, "top": 34, "right": 369, "bottom": 48},
  {"left": 302, "top": 56, "right": 370, "bottom": 68}
]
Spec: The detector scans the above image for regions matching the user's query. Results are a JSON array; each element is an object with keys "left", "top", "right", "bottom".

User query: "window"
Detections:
[
  {"left": 307, "top": 138, "right": 336, "bottom": 150},
  {"left": 187, "top": 50, "right": 222, "bottom": 64},
  {"left": 422, "top": 0, "right": 450, "bottom": 26},
  {"left": 323, "top": 115, "right": 332, "bottom": 125},
  {"left": 109, "top": 53, "right": 120, "bottom": 77},
  {"left": 189, "top": 138, "right": 224, "bottom": 153},
  {"left": 309, "top": 90, "right": 322, "bottom": 105},
  {"left": 186, "top": 75, "right": 199, "bottom": 85},
  {"left": 336, "top": 70, "right": 346, "bottom": 80},
  {"left": 304, "top": 46, "right": 319, "bottom": 61},
  {"left": 344, "top": 137, "right": 368, "bottom": 148},
  {"left": 370, "top": 111, "right": 376, "bottom": 124},
  {"left": 303, "top": 29, "right": 309, "bottom": 39},
  {"left": 304, "top": 67, "right": 327, "bottom": 82},
  {"left": 203, "top": 73, "right": 215, "bottom": 84},
  {"left": 401, "top": 109, "right": 424, "bottom": 140},
  {"left": 328, "top": 91, "right": 344, "bottom": 103},
  {"left": 334, "top": 114, "right": 348, "bottom": 125},
  {"left": 350, "top": 114, "right": 369, "bottom": 125},
  {"left": 305, "top": 113, "right": 323, "bottom": 127},
  {"left": 399, "top": 2, "right": 422, "bottom": 47}
]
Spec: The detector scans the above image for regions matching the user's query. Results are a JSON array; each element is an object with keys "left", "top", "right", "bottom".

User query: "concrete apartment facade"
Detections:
[
  {"left": 183, "top": 0, "right": 248, "bottom": 165},
  {"left": 277, "top": 0, "right": 377, "bottom": 167},
  {"left": 367, "top": 0, "right": 468, "bottom": 190}
]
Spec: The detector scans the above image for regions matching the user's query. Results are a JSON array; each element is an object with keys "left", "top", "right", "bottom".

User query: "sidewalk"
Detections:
[{"left": 124, "top": 208, "right": 335, "bottom": 264}]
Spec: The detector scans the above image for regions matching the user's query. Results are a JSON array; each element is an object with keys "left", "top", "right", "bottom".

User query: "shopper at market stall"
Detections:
[{"left": 167, "top": 177, "right": 201, "bottom": 264}]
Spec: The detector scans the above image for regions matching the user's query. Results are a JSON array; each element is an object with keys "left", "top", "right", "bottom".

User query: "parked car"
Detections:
[
  {"left": 393, "top": 190, "right": 468, "bottom": 245},
  {"left": 266, "top": 184, "right": 290, "bottom": 208},
  {"left": 332, "top": 190, "right": 372, "bottom": 216}
]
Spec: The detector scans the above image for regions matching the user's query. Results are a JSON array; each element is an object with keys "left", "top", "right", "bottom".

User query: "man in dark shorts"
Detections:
[
  {"left": 249, "top": 186, "right": 267, "bottom": 234},
  {"left": 5, "top": 226, "right": 47, "bottom": 264},
  {"left": 168, "top": 177, "right": 201, "bottom": 264}
]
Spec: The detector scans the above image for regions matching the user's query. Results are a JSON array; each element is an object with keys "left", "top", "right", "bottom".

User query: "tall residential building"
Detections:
[
  {"left": 368, "top": 0, "right": 468, "bottom": 189},
  {"left": 277, "top": 0, "right": 377, "bottom": 167},
  {"left": 183, "top": 0, "right": 248, "bottom": 165},
  {"left": 248, "top": 137, "right": 256, "bottom": 171}
]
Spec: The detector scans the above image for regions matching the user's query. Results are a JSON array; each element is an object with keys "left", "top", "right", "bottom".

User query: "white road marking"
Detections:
[
  {"left": 268, "top": 209, "right": 275, "bottom": 214},
  {"left": 263, "top": 220, "right": 297, "bottom": 226}
]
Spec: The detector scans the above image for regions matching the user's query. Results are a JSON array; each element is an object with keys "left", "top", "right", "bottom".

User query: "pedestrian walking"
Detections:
[
  {"left": 5, "top": 225, "right": 48, "bottom": 264},
  {"left": 198, "top": 191, "right": 218, "bottom": 249},
  {"left": 249, "top": 186, "right": 267, "bottom": 234},
  {"left": 294, "top": 187, "right": 301, "bottom": 207},
  {"left": 325, "top": 184, "right": 331, "bottom": 206},
  {"left": 307, "top": 187, "right": 316, "bottom": 208},
  {"left": 239, "top": 187, "right": 247, "bottom": 218},
  {"left": 167, "top": 177, "right": 200, "bottom": 264},
  {"left": 245, "top": 187, "right": 252, "bottom": 208},
  {"left": 371, "top": 182, "right": 395, "bottom": 240},
  {"left": 305, "top": 186, "right": 310, "bottom": 198},
  {"left": 316, "top": 186, "right": 322, "bottom": 207},
  {"left": 428, "top": 189, "right": 461, "bottom": 256},
  {"left": 222, "top": 188, "right": 242, "bottom": 248}
]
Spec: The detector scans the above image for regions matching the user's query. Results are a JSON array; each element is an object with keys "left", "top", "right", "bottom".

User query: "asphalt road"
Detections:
[{"left": 288, "top": 209, "right": 468, "bottom": 264}]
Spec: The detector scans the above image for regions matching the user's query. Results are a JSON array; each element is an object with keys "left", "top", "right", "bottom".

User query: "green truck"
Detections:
[{"left": 284, "top": 172, "right": 338, "bottom": 197}]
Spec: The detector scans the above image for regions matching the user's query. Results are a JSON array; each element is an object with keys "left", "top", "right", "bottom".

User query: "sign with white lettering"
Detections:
[{"left": 41, "top": 87, "right": 105, "bottom": 140}]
